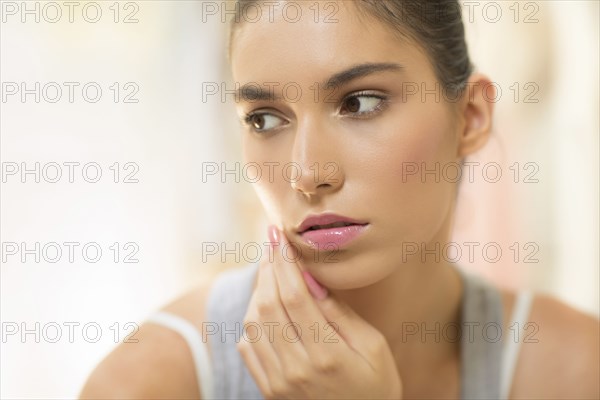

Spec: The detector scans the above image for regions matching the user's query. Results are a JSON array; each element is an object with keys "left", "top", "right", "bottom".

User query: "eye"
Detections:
[
  {"left": 339, "top": 92, "right": 387, "bottom": 117},
  {"left": 243, "top": 112, "right": 287, "bottom": 133}
]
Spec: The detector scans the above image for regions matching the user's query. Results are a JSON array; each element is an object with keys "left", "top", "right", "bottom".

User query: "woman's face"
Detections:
[{"left": 230, "top": 2, "right": 467, "bottom": 289}]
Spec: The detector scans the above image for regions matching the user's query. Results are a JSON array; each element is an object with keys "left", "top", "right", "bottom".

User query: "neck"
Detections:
[{"left": 329, "top": 257, "right": 464, "bottom": 363}]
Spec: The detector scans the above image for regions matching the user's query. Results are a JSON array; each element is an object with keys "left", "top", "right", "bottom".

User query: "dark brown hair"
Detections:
[{"left": 229, "top": 0, "right": 473, "bottom": 96}]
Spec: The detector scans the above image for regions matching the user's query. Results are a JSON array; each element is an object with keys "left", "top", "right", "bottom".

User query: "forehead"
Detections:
[{"left": 230, "top": 1, "right": 432, "bottom": 86}]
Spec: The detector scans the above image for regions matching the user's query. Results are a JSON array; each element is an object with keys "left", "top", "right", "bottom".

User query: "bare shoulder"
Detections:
[
  {"left": 498, "top": 288, "right": 600, "bottom": 399},
  {"left": 78, "top": 271, "right": 223, "bottom": 400}
]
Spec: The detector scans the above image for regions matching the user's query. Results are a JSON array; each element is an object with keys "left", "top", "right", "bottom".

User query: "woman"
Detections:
[{"left": 80, "top": 1, "right": 599, "bottom": 399}]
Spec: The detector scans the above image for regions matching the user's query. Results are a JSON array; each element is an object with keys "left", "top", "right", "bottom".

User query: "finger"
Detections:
[
  {"left": 313, "top": 290, "right": 384, "bottom": 358},
  {"left": 269, "top": 226, "right": 348, "bottom": 359},
  {"left": 243, "top": 261, "right": 283, "bottom": 380},
  {"left": 237, "top": 339, "right": 272, "bottom": 396},
  {"left": 249, "top": 252, "right": 312, "bottom": 387},
  {"left": 260, "top": 231, "right": 311, "bottom": 374},
  {"left": 273, "top": 227, "right": 383, "bottom": 359}
]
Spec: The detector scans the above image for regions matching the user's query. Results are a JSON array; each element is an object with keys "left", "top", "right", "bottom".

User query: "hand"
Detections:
[{"left": 237, "top": 225, "right": 403, "bottom": 399}]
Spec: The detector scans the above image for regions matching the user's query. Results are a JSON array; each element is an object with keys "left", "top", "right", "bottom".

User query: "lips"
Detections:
[
  {"left": 296, "top": 213, "right": 368, "bottom": 233},
  {"left": 296, "top": 213, "right": 369, "bottom": 249},
  {"left": 302, "top": 221, "right": 358, "bottom": 231}
]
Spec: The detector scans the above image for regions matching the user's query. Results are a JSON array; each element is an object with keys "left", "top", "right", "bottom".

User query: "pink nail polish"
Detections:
[
  {"left": 302, "top": 270, "right": 328, "bottom": 300},
  {"left": 267, "top": 225, "right": 280, "bottom": 247}
]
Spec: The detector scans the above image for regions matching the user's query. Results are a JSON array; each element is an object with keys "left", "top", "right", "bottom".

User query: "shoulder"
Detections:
[
  {"left": 78, "top": 268, "right": 226, "bottom": 400},
  {"left": 499, "top": 288, "right": 599, "bottom": 399}
]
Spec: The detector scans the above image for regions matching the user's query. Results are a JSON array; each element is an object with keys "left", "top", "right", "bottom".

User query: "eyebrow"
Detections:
[
  {"left": 236, "top": 62, "right": 404, "bottom": 102},
  {"left": 324, "top": 62, "right": 404, "bottom": 89}
]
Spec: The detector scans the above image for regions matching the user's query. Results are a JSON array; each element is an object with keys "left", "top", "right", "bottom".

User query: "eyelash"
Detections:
[
  {"left": 340, "top": 91, "right": 389, "bottom": 118},
  {"left": 242, "top": 91, "right": 389, "bottom": 133},
  {"left": 241, "top": 111, "right": 287, "bottom": 135}
]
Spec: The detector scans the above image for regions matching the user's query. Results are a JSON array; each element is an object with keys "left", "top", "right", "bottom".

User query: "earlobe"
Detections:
[{"left": 457, "top": 73, "right": 495, "bottom": 158}]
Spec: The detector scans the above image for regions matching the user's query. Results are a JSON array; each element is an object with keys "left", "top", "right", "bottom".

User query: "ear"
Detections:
[{"left": 457, "top": 73, "right": 496, "bottom": 157}]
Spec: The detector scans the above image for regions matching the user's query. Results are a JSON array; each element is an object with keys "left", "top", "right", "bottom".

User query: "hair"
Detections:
[{"left": 228, "top": 0, "right": 474, "bottom": 97}]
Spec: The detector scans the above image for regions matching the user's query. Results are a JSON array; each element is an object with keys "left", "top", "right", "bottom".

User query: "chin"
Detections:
[{"left": 297, "top": 249, "right": 396, "bottom": 290}]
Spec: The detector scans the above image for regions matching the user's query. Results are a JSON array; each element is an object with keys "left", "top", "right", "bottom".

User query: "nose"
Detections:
[{"left": 289, "top": 117, "right": 344, "bottom": 199}]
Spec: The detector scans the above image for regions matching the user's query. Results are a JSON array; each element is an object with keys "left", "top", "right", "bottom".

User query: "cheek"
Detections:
[
  {"left": 242, "top": 136, "right": 290, "bottom": 224},
  {"left": 397, "top": 109, "right": 457, "bottom": 167},
  {"left": 355, "top": 103, "right": 458, "bottom": 243}
]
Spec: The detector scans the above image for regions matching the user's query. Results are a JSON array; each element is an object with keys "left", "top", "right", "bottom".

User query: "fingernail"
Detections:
[
  {"left": 267, "top": 225, "right": 280, "bottom": 247},
  {"left": 302, "top": 270, "right": 328, "bottom": 300}
]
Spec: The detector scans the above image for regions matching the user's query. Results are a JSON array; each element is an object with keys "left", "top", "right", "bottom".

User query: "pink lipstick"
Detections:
[{"left": 296, "top": 213, "right": 369, "bottom": 250}]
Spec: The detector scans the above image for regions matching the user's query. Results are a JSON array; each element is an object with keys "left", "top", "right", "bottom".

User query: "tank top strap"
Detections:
[
  {"left": 499, "top": 289, "right": 534, "bottom": 399},
  {"left": 453, "top": 265, "right": 504, "bottom": 400},
  {"left": 205, "top": 262, "right": 263, "bottom": 399}
]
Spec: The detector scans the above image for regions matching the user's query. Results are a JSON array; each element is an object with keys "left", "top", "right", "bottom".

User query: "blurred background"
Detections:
[{"left": 1, "top": 0, "right": 598, "bottom": 398}]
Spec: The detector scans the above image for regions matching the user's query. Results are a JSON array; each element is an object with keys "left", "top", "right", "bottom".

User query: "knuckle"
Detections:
[
  {"left": 268, "top": 379, "right": 288, "bottom": 397},
  {"left": 283, "top": 367, "right": 309, "bottom": 386},
  {"left": 280, "top": 288, "right": 305, "bottom": 309},
  {"left": 314, "top": 354, "right": 337, "bottom": 373},
  {"left": 256, "top": 299, "right": 276, "bottom": 316},
  {"left": 263, "top": 388, "right": 277, "bottom": 400}
]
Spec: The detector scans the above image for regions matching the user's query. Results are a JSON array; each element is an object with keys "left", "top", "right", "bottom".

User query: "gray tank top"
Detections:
[{"left": 148, "top": 262, "right": 534, "bottom": 399}]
